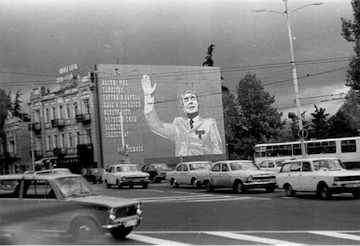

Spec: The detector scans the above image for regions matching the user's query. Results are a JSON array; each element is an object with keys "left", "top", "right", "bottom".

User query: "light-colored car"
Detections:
[
  {"left": 258, "top": 158, "right": 295, "bottom": 172},
  {"left": 200, "top": 160, "right": 277, "bottom": 193},
  {"left": 276, "top": 158, "right": 360, "bottom": 199},
  {"left": 103, "top": 164, "right": 150, "bottom": 189},
  {"left": 0, "top": 172, "right": 143, "bottom": 244},
  {"left": 165, "top": 161, "right": 212, "bottom": 188}
]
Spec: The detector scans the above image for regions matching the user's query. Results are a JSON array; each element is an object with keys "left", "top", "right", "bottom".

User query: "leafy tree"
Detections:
[
  {"left": 288, "top": 112, "right": 311, "bottom": 141},
  {"left": 222, "top": 89, "right": 242, "bottom": 159},
  {"left": 339, "top": 89, "right": 360, "bottom": 130},
  {"left": 327, "top": 110, "right": 358, "bottom": 138},
  {"left": 309, "top": 105, "right": 329, "bottom": 139},
  {"left": 341, "top": 0, "right": 360, "bottom": 91},
  {"left": 0, "top": 89, "right": 12, "bottom": 129},
  {"left": 233, "top": 73, "right": 285, "bottom": 159}
]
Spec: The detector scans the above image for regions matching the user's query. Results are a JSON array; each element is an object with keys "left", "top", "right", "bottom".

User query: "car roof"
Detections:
[
  {"left": 109, "top": 163, "right": 139, "bottom": 167},
  {"left": 283, "top": 158, "right": 339, "bottom": 163},
  {"left": 213, "top": 160, "right": 254, "bottom": 163},
  {"left": 178, "top": 161, "right": 212, "bottom": 164},
  {"left": 0, "top": 172, "right": 81, "bottom": 181}
]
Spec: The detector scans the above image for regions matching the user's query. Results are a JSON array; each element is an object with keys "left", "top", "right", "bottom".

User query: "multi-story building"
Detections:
[
  {"left": 0, "top": 115, "right": 32, "bottom": 174},
  {"left": 28, "top": 74, "right": 98, "bottom": 173}
]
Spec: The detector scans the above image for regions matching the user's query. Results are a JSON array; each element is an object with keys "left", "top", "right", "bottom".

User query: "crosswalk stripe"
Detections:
[
  {"left": 308, "top": 231, "right": 360, "bottom": 241},
  {"left": 127, "top": 233, "right": 191, "bottom": 245},
  {"left": 137, "top": 195, "right": 269, "bottom": 203},
  {"left": 204, "top": 232, "right": 303, "bottom": 245}
]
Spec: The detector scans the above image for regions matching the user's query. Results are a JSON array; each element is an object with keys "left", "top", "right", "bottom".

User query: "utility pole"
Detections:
[{"left": 253, "top": 0, "right": 323, "bottom": 157}]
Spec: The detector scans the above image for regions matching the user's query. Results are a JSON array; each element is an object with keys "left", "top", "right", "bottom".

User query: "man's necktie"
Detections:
[{"left": 190, "top": 119, "right": 194, "bottom": 129}]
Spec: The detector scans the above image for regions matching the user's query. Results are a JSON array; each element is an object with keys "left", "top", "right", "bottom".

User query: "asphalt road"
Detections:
[
  {"left": 95, "top": 181, "right": 360, "bottom": 245},
  {"left": 6, "top": 181, "right": 360, "bottom": 245}
]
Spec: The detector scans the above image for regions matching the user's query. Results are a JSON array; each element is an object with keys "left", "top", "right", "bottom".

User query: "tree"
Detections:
[
  {"left": 0, "top": 89, "right": 12, "bottom": 130},
  {"left": 340, "top": 89, "right": 360, "bottom": 130},
  {"left": 341, "top": 0, "right": 360, "bottom": 91},
  {"left": 233, "top": 73, "right": 285, "bottom": 159},
  {"left": 309, "top": 105, "right": 329, "bottom": 139},
  {"left": 203, "top": 44, "right": 215, "bottom": 67},
  {"left": 222, "top": 89, "right": 242, "bottom": 159},
  {"left": 327, "top": 110, "right": 358, "bottom": 138},
  {"left": 11, "top": 90, "right": 30, "bottom": 122}
]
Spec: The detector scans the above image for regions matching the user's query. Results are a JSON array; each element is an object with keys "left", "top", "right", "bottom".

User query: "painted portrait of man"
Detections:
[{"left": 142, "top": 74, "right": 223, "bottom": 157}]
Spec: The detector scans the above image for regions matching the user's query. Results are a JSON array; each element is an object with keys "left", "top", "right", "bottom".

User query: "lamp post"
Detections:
[{"left": 253, "top": 0, "right": 323, "bottom": 157}]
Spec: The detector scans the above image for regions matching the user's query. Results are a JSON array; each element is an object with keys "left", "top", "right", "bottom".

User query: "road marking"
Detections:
[
  {"left": 136, "top": 194, "right": 270, "bottom": 203},
  {"left": 127, "top": 233, "right": 191, "bottom": 245},
  {"left": 308, "top": 231, "right": 360, "bottom": 241},
  {"left": 200, "top": 232, "right": 303, "bottom": 245}
]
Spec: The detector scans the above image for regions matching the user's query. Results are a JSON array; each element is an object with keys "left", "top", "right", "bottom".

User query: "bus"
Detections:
[{"left": 254, "top": 136, "right": 360, "bottom": 169}]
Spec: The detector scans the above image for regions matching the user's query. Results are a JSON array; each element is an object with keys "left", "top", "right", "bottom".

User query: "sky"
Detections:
[{"left": 0, "top": 0, "right": 355, "bottom": 121}]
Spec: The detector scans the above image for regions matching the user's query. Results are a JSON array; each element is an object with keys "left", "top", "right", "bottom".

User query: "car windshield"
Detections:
[
  {"left": 314, "top": 159, "right": 344, "bottom": 171},
  {"left": 53, "top": 177, "right": 94, "bottom": 199},
  {"left": 189, "top": 163, "right": 211, "bottom": 170},
  {"left": 230, "top": 161, "right": 260, "bottom": 171},
  {"left": 152, "top": 164, "right": 170, "bottom": 170},
  {"left": 119, "top": 165, "right": 140, "bottom": 172},
  {"left": 274, "top": 160, "right": 286, "bottom": 167}
]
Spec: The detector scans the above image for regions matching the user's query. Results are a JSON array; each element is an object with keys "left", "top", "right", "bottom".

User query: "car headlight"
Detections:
[
  {"left": 136, "top": 203, "right": 142, "bottom": 215},
  {"left": 109, "top": 208, "right": 116, "bottom": 221},
  {"left": 121, "top": 176, "right": 127, "bottom": 181},
  {"left": 334, "top": 177, "right": 340, "bottom": 182},
  {"left": 247, "top": 175, "right": 253, "bottom": 182}
]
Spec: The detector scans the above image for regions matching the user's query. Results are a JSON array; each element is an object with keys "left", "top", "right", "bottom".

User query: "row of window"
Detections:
[
  {"left": 41, "top": 129, "right": 92, "bottom": 150},
  {"left": 255, "top": 140, "right": 358, "bottom": 157},
  {"left": 33, "top": 99, "right": 90, "bottom": 123}
]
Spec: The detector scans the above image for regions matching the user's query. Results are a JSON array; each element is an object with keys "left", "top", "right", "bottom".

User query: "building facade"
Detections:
[
  {"left": 28, "top": 74, "right": 98, "bottom": 173},
  {"left": 0, "top": 116, "right": 32, "bottom": 174}
]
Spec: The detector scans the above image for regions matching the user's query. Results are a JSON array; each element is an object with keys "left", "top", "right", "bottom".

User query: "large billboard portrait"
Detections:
[{"left": 94, "top": 64, "right": 226, "bottom": 167}]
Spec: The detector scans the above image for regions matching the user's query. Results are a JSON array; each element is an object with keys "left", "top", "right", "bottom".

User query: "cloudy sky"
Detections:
[{"left": 0, "top": 0, "right": 354, "bottom": 120}]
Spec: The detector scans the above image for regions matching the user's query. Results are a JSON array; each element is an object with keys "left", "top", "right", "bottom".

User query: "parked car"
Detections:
[
  {"left": 258, "top": 158, "right": 295, "bottom": 172},
  {"left": 200, "top": 160, "right": 277, "bottom": 193},
  {"left": 141, "top": 163, "right": 172, "bottom": 183},
  {"left": 82, "top": 168, "right": 105, "bottom": 184},
  {"left": 165, "top": 161, "right": 212, "bottom": 188},
  {"left": 276, "top": 158, "right": 360, "bottom": 199},
  {"left": 0, "top": 171, "right": 143, "bottom": 244},
  {"left": 103, "top": 164, "right": 150, "bottom": 189}
]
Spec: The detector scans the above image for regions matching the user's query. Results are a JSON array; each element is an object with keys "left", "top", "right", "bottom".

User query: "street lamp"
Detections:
[{"left": 253, "top": 0, "right": 323, "bottom": 157}]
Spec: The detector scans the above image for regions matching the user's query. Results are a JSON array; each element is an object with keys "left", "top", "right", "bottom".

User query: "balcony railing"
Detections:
[
  {"left": 51, "top": 118, "right": 65, "bottom": 128},
  {"left": 53, "top": 148, "right": 67, "bottom": 156},
  {"left": 76, "top": 113, "right": 91, "bottom": 124},
  {"left": 28, "top": 122, "right": 41, "bottom": 132}
]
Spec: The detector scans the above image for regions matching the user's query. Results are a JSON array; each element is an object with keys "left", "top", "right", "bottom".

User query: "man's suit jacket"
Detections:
[{"left": 145, "top": 109, "right": 223, "bottom": 157}]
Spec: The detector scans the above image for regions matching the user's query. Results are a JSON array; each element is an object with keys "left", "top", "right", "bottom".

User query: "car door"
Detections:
[
  {"left": 289, "top": 162, "right": 302, "bottom": 190},
  {"left": 180, "top": 164, "right": 190, "bottom": 184},
  {"left": 298, "top": 161, "right": 315, "bottom": 191},
  {"left": 108, "top": 166, "right": 116, "bottom": 184},
  {"left": 174, "top": 164, "right": 183, "bottom": 183},
  {"left": 210, "top": 163, "right": 221, "bottom": 186},
  {"left": 218, "top": 163, "right": 231, "bottom": 187}
]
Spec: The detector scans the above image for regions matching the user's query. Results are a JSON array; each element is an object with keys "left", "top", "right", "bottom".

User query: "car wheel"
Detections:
[
  {"left": 205, "top": 181, "right": 214, "bottom": 192},
  {"left": 71, "top": 217, "right": 101, "bottom": 244},
  {"left": 142, "top": 183, "right": 148, "bottom": 189},
  {"left": 233, "top": 181, "right": 245, "bottom": 194},
  {"left": 118, "top": 181, "right": 123, "bottom": 189},
  {"left": 317, "top": 184, "right": 332, "bottom": 199},
  {"left": 191, "top": 178, "right": 198, "bottom": 188},
  {"left": 284, "top": 184, "right": 295, "bottom": 197},
  {"left": 266, "top": 187, "right": 275, "bottom": 193},
  {"left": 110, "top": 227, "right": 133, "bottom": 240},
  {"left": 105, "top": 181, "right": 111, "bottom": 189},
  {"left": 352, "top": 190, "right": 360, "bottom": 198},
  {"left": 171, "top": 179, "right": 179, "bottom": 188}
]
